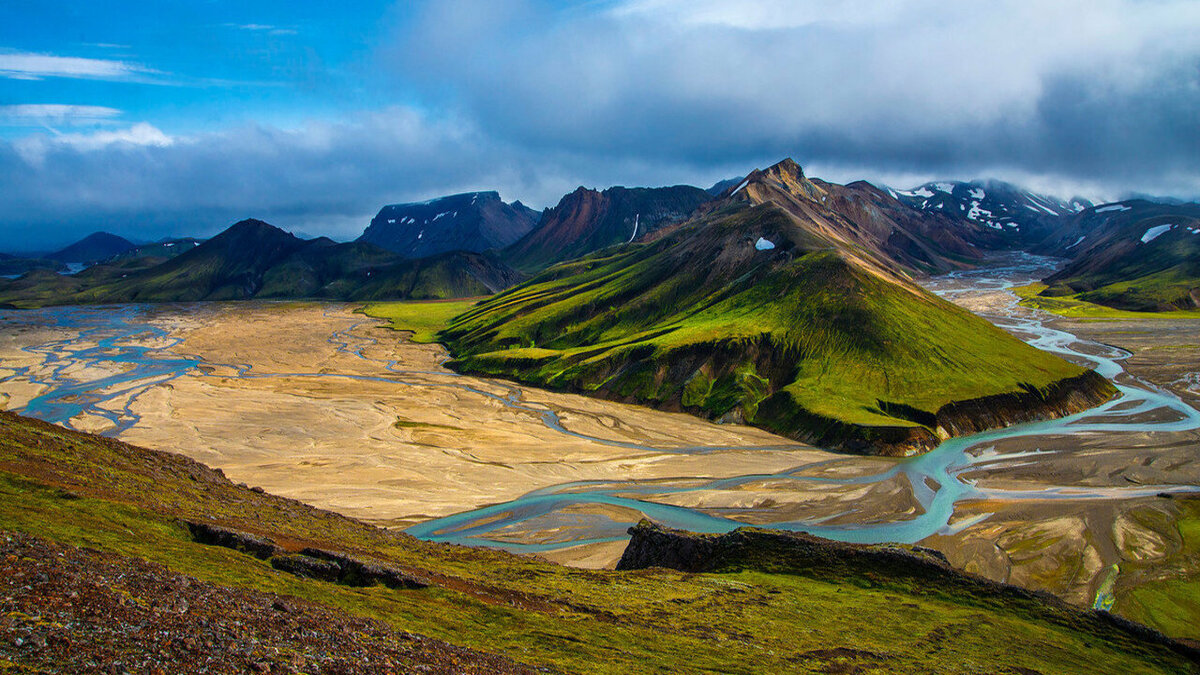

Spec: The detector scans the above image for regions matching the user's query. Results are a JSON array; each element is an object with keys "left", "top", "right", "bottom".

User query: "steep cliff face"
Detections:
[{"left": 503, "top": 184, "right": 711, "bottom": 272}]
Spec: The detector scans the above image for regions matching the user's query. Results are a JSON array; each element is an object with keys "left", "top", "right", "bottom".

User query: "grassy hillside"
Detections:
[
  {"left": 0, "top": 410, "right": 1193, "bottom": 673},
  {"left": 360, "top": 298, "right": 482, "bottom": 342},
  {"left": 1038, "top": 201, "right": 1200, "bottom": 312},
  {"left": 441, "top": 199, "right": 1102, "bottom": 455}
]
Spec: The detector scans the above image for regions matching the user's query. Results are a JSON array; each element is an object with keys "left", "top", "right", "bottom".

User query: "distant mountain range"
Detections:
[
  {"left": 1035, "top": 200, "right": 1200, "bottom": 310},
  {"left": 2, "top": 165, "right": 1195, "bottom": 314},
  {"left": 358, "top": 191, "right": 538, "bottom": 259},
  {"left": 0, "top": 220, "right": 519, "bottom": 306},
  {"left": 890, "top": 179, "right": 1091, "bottom": 245},
  {"left": 440, "top": 159, "right": 1112, "bottom": 455}
]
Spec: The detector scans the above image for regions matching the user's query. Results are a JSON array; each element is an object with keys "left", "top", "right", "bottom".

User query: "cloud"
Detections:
[
  {"left": 224, "top": 23, "right": 298, "bottom": 36},
  {"left": 0, "top": 51, "right": 161, "bottom": 82},
  {"left": 392, "top": 0, "right": 1200, "bottom": 196},
  {"left": 0, "top": 104, "right": 123, "bottom": 125}
]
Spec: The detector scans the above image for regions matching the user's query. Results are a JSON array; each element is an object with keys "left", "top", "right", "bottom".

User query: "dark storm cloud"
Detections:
[
  {"left": 3, "top": 0, "right": 1199, "bottom": 248},
  {"left": 395, "top": 0, "right": 1200, "bottom": 193}
]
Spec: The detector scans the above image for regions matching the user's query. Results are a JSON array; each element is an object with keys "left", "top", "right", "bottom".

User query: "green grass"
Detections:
[
  {"left": 1015, "top": 283, "right": 1200, "bottom": 319},
  {"left": 440, "top": 203, "right": 1094, "bottom": 452},
  {"left": 358, "top": 298, "right": 482, "bottom": 342},
  {"left": 1113, "top": 497, "right": 1200, "bottom": 642},
  {"left": 0, "top": 410, "right": 1193, "bottom": 674}
]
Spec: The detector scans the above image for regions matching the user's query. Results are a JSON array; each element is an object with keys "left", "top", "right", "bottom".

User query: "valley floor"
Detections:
[{"left": 1, "top": 279, "right": 1199, "bottom": 640}]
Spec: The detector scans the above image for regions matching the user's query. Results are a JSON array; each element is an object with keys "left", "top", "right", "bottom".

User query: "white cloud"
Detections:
[
  {"left": 0, "top": 51, "right": 159, "bottom": 82},
  {"left": 0, "top": 104, "right": 123, "bottom": 125}
]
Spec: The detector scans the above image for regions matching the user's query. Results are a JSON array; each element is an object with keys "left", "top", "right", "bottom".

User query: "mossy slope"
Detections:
[
  {"left": 441, "top": 162, "right": 1110, "bottom": 455},
  {"left": 0, "top": 410, "right": 1194, "bottom": 673}
]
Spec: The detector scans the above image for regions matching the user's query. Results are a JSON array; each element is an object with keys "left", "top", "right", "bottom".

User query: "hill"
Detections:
[
  {"left": 0, "top": 409, "right": 1193, "bottom": 673},
  {"left": 108, "top": 237, "right": 205, "bottom": 263},
  {"left": 46, "top": 231, "right": 137, "bottom": 264},
  {"left": 892, "top": 179, "right": 1090, "bottom": 246},
  {"left": 0, "top": 219, "right": 521, "bottom": 306},
  {"left": 1036, "top": 201, "right": 1200, "bottom": 311},
  {"left": 439, "top": 159, "right": 1113, "bottom": 456},
  {"left": 359, "top": 191, "right": 538, "bottom": 259},
  {"left": 503, "top": 185, "right": 711, "bottom": 272}
]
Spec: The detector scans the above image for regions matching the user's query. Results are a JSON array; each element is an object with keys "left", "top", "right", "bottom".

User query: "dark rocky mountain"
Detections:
[
  {"left": 503, "top": 184, "right": 712, "bottom": 272},
  {"left": 358, "top": 191, "right": 538, "bottom": 259},
  {"left": 46, "top": 232, "right": 137, "bottom": 264},
  {"left": 891, "top": 179, "right": 1091, "bottom": 246},
  {"left": 694, "top": 159, "right": 1001, "bottom": 277},
  {"left": 442, "top": 158, "right": 1109, "bottom": 456},
  {"left": 706, "top": 176, "right": 744, "bottom": 196},
  {"left": 1035, "top": 200, "right": 1200, "bottom": 310},
  {"left": 0, "top": 219, "right": 521, "bottom": 306}
]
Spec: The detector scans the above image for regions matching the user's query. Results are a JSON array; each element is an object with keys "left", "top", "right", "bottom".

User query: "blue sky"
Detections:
[{"left": 2, "top": 0, "right": 1199, "bottom": 248}]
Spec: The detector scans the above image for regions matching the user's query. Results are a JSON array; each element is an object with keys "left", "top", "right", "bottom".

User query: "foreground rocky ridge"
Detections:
[
  {"left": 0, "top": 410, "right": 1196, "bottom": 673},
  {"left": 0, "top": 532, "right": 535, "bottom": 675}
]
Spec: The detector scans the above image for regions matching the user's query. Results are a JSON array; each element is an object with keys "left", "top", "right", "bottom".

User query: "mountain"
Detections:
[
  {"left": 891, "top": 179, "right": 1091, "bottom": 245},
  {"left": 46, "top": 231, "right": 137, "bottom": 264},
  {"left": 697, "top": 159, "right": 1001, "bottom": 276},
  {"left": 358, "top": 191, "right": 538, "bottom": 259},
  {"left": 108, "top": 237, "right": 205, "bottom": 263},
  {"left": 0, "top": 219, "right": 521, "bottom": 306},
  {"left": 1035, "top": 200, "right": 1200, "bottom": 311},
  {"left": 503, "top": 185, "right": 712, "bottom": 271},
  {"left": 440, "top": 159, "right": 1113, "bottom": 456},
  {"left": 706, "top": 176, "right": 744, "bottom": 196}
]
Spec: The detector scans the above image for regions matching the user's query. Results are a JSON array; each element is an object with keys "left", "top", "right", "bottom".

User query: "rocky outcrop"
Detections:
[
  {"left": 616, "top": 519, "right": 951, "bottom": 577},
  {"left": 298, "top": 548, "right": 429, "bottom": 590},
  {"left": 616, "top": 520, "right": 1198, "bottom": 661},
  {"left": 754, "top": 370, "right": 1115, "bottom": 457},
  {"left": 933, "top": 370, "right": 1116, "bottom": 438},
  {"left": 186, "top": 522, "right": 429, "bottom": 590},
  {"left": 184, "top": 521, "right": 282, "bottom": 560}
]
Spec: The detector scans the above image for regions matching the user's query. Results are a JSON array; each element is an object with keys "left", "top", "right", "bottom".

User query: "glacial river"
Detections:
[{"left": 3, "top": 256, "right": 1200, "bottom": 569}]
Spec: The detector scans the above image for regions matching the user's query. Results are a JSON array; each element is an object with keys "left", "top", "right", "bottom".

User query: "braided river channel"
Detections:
[{"left": 3, "top": 254, "right": 1199, "bottom": 595}]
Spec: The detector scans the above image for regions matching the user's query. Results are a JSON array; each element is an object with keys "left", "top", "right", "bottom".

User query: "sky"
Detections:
[{"left": 1, "top": 0, "right": 1198, "bottom": 249}]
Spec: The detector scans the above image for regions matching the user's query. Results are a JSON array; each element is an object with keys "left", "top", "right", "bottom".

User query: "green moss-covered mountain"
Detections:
[
  {"left": 0, "top": 219, "right": 522, "bottom": 307},
  {"left": 440, "top": 159, "right": 1113, "bottom": 455},
  {"left": 1037, "top": 200, "right": 1200, "bottom": 311},
  {"left": 1, "top": 409, "right": 1195, "bottom": 673}
]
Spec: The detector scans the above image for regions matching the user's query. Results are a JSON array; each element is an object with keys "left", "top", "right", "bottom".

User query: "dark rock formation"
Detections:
[
  {"left": 270, "top": 554, "right": 342, "bottom": 582},
  {"left": 185, "top": 521, "right": 282, "bottom": 560},
  {"left": 616, "top": 519, "right": 954, "bottom": 578},
  {"left": 299, "top": 548, "right": 429, "bottom": 590},
  {"left": 933, "top": 370, "right": 1117, "bottom": 438}
]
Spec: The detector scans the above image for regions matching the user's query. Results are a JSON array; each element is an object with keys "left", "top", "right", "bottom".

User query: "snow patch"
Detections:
[
  {"left": 731, "top": 177, "right": 751, "bottom": 195},
  {"left": 1140, "top": 224, "right": 1174, "bottom": 243},
  {"left": 755, "top": 237, "right": 776, "bottom": 251},
  {"left": 1096, "top": 204, "right": 1131, "bottom": 213},
  {"left": 417, "top": 230, "right": 424, "bottom": 240},
  {"left": 1066, "top": 235, "right": 1086, "bottom": 249},
  {"left": 934, "top": 182, "right": 954, "bottom": 194},
  {"left": 898, "top": 187, "right": 934, "bottom": 199},
  {"left": 969, "top": 188, "right": 985, "bottom": 200},
  {"left": 387, "top": 219, "right": 396, "bottom": 224}
]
